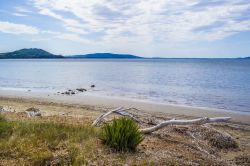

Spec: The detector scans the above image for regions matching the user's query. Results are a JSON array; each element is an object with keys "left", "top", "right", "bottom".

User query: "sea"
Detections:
[{"left": 0, "top": 59, "right": 250, "bottom": 114}]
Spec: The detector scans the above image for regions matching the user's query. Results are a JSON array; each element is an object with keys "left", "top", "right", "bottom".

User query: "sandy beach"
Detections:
[
  {"left": 0, "top": 89, "right": 250, "bottom": 165},
  {"left": 0, "top": 89, "right": 249, "bottom": 124}
]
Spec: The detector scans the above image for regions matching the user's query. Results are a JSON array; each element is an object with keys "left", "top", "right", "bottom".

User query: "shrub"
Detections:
[{"left": 101, "top": 117, "right": 144, "bottom": 152}]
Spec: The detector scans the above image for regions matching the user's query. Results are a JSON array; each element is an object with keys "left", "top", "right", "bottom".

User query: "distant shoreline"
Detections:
[
  {"left": 0, "top": 48, "right": 249, "bottom": 59},
  {"left": 1, "top": 57, "right": 250, "bottom": 60}
]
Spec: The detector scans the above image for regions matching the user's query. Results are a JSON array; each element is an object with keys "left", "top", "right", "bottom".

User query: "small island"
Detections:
[{"left": 0, "top": 48, "right": 63, "bottom": 59}]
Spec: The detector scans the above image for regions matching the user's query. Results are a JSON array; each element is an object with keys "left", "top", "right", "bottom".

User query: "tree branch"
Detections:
[
  {"left": 92, "top": 107, "right": 123, "bottom": 126},
  {"left": 139, "top": 117, "right": 231, "bottom": 134},
  {"left": 92, "top": 107, "right": 231, "bottom": 134}
]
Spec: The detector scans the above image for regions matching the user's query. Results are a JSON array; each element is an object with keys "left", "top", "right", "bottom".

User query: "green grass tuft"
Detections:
[
  {"left": 0, "top": 116, "right": 98, "bottom": 165},
  {"left": 0, "top": 115, "right": 12, "bottom": 138},
  {"left": 101, "top": 117, "right": 144, "bottom": 152}
]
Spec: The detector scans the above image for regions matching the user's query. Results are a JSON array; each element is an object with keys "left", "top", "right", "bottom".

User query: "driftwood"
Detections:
[
  {"left": 187, "top": 130, "right": 213, "bottom": 156},
  {"left": 140, "top": 117, "right": 231, "bottom": 134},
  {"left": 92, "top": 107, "right": 231, "bottom": 134},
  {"left": 92, "top": 107, "right": 139, "bottom": 126}
]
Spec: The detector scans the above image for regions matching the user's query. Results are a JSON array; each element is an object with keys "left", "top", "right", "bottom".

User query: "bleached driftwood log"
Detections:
[
  {"left": 92, "top": 107, "right": 139, "bottom": 126},
  {"left": 92, "top": 107, "right": 231, "bottom": 134},
  {"left": 139, "top": 117, "right": 231, "bottom": 134},
  {"left": 115, "top": 107, "right": 140, "bottom": 123},
  {"left": 92, "top": 107, "right": 123, "bottom": 126}
]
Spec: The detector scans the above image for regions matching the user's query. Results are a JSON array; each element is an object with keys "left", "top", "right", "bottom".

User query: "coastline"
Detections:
[
  {"left": 0, "top": 89, "right": 249, "bottom": 124},
  {"left": 1, "top": 89, "right": 250, "bottom": 165}
]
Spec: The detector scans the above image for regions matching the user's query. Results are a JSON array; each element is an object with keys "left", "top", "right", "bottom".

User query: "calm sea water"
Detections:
[{"left": 0, "top": 59, "right": 250, "bottom": 113}]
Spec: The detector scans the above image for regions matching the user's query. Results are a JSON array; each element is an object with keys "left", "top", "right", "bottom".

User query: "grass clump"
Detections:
[
  {"left": 101, "top": 117, "right": 144, "bottom": 152},
  {"left": 14, "top": 122, "right": 96, "bottom": 148},
  {"left": 0, "top": 115, "right": 12, "bottom": 138},
  {"left": 0, "top": 116, "right": 98, "bottom": 165}
]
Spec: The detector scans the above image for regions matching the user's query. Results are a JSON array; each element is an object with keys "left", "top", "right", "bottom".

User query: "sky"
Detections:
[{"left": 0, "top": 0, "right": 250, "bottom": 58}]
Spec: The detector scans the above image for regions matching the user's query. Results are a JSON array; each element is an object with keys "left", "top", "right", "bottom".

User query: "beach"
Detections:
[
  {"left": 0, "top": 89, "right": 249, "bottom": 124},
  {"left": 0, "top": 89, "right": 250, "bottom": 165}
]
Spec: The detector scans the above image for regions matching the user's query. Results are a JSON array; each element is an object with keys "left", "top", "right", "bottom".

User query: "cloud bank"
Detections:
[
  {"left": 30, "top": 0, "right": 250, "bottom": 43},
  {"left": 0, "top": 0, "right": 250, "bottom": 57},
  {"left": 0, "top": 21, "right": 39, "bottom": 34}
]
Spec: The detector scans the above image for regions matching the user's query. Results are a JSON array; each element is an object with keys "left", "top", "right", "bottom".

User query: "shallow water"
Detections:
[{"left": 0, "top": 59, "right": 250, "bottom": 113}]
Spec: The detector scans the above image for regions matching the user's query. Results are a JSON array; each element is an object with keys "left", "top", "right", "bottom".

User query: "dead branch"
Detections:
[
  {"left": 92, "top": 107, "right": 231, "bottom": 134},
  {"left": 187, "top": 131, "right": 213, "bottom": 156},
  {"left": 140, "top": 117, "right": 231, "bottom": 134},
  {"left": 92, "top": 107, "right": 123, "bottom": 126},
  {"left": 92, "top": 107, "right": 140, "bottom": 126},
  {"left": 115, "top": 107, "right": 140, "bottom": 123}
]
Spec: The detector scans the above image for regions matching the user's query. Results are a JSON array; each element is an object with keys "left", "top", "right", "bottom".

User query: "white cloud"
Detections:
[
  {"left": 31, "top": 0, "right": 250, "bottom": 45},
  {"left": 15, "top": 6, "right": 33, "bottom": 13},
  {"left": 38, "top": 8, "right": 88, "bottom": 34},
  {"left": 56, "top": 33, "right": 91, "bottom": 43},
  {"left": 12, "top": 13, "right": 28, "bottom": 17},
  {"left": 12, "top": 6, "right": 33, "bottom": 17},
  {"left": 0, "top": 20, "right": 89, "bottom": 43},
  {"left": 39, "top": 8, "right": 63, "bottom": 20},
  {"left": 0, "top": 21, "right": 40, "bottom": 34}
]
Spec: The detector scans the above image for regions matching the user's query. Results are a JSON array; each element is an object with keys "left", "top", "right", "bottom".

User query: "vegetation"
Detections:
[
  {"left": 0, "top": 48, "right": 63, "bottom": 59},
  {"left": 0, "top": 115, "right": 12, "bottom": 138},
  {"left": 0, "top": 48, "right": 142, "bottom": 59},
  {"left": 0, "top": 114, "right": 98, "bottom": 165},
  {"left": 0, "top": 114, "right": 176, "bottom": 165},
  {"left": 101, "top": 117, "right": 144, "bottom": 152},
  {"left": 0, "top": 112, "right": 245, "bottom": 165}
]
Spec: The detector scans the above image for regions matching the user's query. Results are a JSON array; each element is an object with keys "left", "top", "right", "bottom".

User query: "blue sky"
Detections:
[{"left": 0, "top": 0, "right": 250, "bottom": 58}]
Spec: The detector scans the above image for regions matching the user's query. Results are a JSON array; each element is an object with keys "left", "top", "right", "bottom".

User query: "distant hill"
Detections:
[
  {"left": 69, "top": 53, "right": 142, "bottom": 59},
  {"left": 236, "top": 56, "right": 250, "bottom": 59},
  {"left": 0, "top": 48, "right": 63, "bottom": 59}
]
